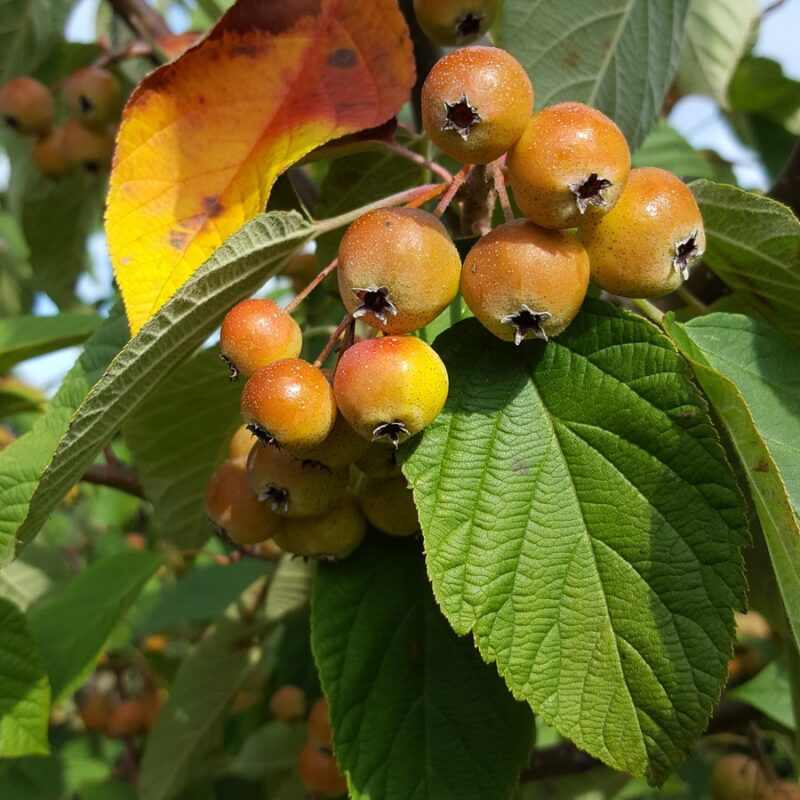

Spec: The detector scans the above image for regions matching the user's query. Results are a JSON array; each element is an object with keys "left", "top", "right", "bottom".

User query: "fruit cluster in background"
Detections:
[{"left": 0, "top": 66, "right": 121, "bottom": 177}]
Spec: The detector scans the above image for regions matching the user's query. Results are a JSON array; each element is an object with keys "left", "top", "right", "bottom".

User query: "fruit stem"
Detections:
[
  {"left": 383, "top": 140, "right": 454, "bottom": 183},
  {"left": 632, "top": 298, "right": 665, "bottom": 326},
  {"left": 434, "top": 164, "right": 472, "bottom": 217},
  {"left": 313, "top": 184, "right": 444, "bottom": 236},
  {"left": 490, "top": 159, "right": 514, "bottom": 223},
  {"left": 313, "top": 314, "right": 354, "bottom": 368},
  {"left": 286, "top": 258, "right": 338, "bottom": 313},
  {"left": 676, "top": 285, "right": 709, "bottom": 315}
]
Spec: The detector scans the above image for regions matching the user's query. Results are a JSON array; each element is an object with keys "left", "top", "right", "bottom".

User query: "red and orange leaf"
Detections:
[{"left": 106, "top": 0, "right": 414, "bottom": 334}]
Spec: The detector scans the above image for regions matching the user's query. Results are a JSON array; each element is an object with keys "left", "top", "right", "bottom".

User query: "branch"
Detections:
[
  {"left": 106, "top": 0, "right": 171, "bottom": 43},
  {"left": 769, "top": 138, "right": 800, "bottom": 219},
  {"left": 82, "top": 462, "right": 145, "bottom": 498}
]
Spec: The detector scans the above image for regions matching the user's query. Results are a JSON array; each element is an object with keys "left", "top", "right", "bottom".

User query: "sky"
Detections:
[{"left": 11, "top": 0, "right": 800, "bottom": 394}]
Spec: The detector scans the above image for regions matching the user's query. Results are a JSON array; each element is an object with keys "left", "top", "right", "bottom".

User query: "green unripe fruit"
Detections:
[
  {"left": 358, "top": 476, "right": 420, "bottom": 537},
  {"left": 355, "top": 441, "right": 402, "bottom": 479},
  {"left": 413, "top": 0, "right": 500, "bottom": 46}
]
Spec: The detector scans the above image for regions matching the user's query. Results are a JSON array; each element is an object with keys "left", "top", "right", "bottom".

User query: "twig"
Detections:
[
  {"left": 313, "top": 315, "right": 354, "bottom": 368},
  {"left": 769, "top": 138, "right": 800, "bottom": 219},
  {"left": 434, "top": 165, "right": 472, "bottom": 217},
  {"left": 287, "top": 258, "right": 338, "bottom": 313},
  {"left": 106, "top": 0, "right": 171, "bottom": 38},
  {"left": 83, "top": 462, "right": 145, "bottom": 498},
  {"left": 490, "top": 159, "right": 514, "bottom": 223},
  {"left": 383, "top": 141, "right": 453, "bottom": 183},
  {"left": 632, "top": 298, "right": 665, "bottom": 326}
]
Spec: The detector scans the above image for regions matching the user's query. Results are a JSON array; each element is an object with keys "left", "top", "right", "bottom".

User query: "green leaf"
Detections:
[
  {"left": 139, "top": 602, "right": 268, "bottom": 800},
  {"left": 664, "top": 314, "right": 800, "bottom": 650},
  {"left": 0, "top": 597, "right": 50, "bottom": 757},
  {"left": 124, "top": 348, "right": 243, "bottom": 549},
  {"left": 0, "top": 0, "right": 61, "bottom": 80},
  {"left": 5, "top": 211, "right": 310, "bottom": 560},
  {"left": 497, "top": 0, "right": 690, "bottom": 148},
  {"left": 0, "top": 542, "right": 69, "bottom": 611},
  {"left": 728, "top": 56, "right": 800, "bottom": 133},
  {"left": 404, "top": 305, "right": 747, "bottom": 784},
  {"left": 227, "top": 720, "right": 307, "bottom": 783},
  {"left": 141, "top": 560, "right": 269, "bottom": 633},
  {"left": 632, "top": 120, "right": 714, "bottom": 179},
  {"left": 675, "top": 0, "right": 760, "bottom": 108},
  {"left": 0, "top": 307, "right": 129, "bottom": 566},
  {"left": 0, "top": 313, "right": 101, "bottom": 372},
  {"left": 0, "top": 755, "right": 62, "bottom": 799},
  {"left": 312, "top": 536, "right": 534, "bottom": 800},
  {"left": 28, "top": 550, "right": 161, "bottom": 701},
  {"left": 0, "top": 212, "right": 34, "bottom": 318},
  {"left": 691, "top": 181, "right": 800, "bottom": 347},
  {"left": 730, "top": 656, "right": 795, "bottom": 730},
  {"left": 314, "top": 150, "right": 422, "bottom": 266}
]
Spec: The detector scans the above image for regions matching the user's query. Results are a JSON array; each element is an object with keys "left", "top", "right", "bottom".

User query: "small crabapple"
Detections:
[
  {"left": 63, "top": 67, "right": 122, "bottom": 129},
  {"left": 461, "top": 219, "right": 590, "bottom": 343},
  {"left": 355, "top": 441, "right": 402, "bottom": 479},
  {"left": 204, "top": 456, "right": 284, "bottom": 544},
  {"left": 308, "top": 697, "right": 333, "bottom": 747},
  {"left": 0, "top": 76, "right": 54, "bottom": 135},
  {"left": 358, "top": 476, "right": 420, "bottom": 537},
  {"left": 269, "top": 685, "right": 306, "bottom": 722},
  {"left": 104, "top": 699, "right": 149, "bottom": 737},
  {"left": 421, "top": 46, "right": 533, "bottom": 165},
  {"left": 507, "top": 102, "right": 631, "bottom": 229},
  {"left": 246, "top": 441, "right": 348, "bottom": 517},
  {"left": 579, "top": 167, "right": 706, "bottom": 298},
  {"left": 78, "top": 691, "right": 113, "bottom": 732},
  {"left": 274, "top": 495, "right": 366, "bottom": 561},
  {"left": 62, "top": 119, "right": 115, "bottom": 173},
  {"left": 282, "top": 251, "right": 318, "bottom": 294},
  {"left": 32, "top": 126, "right": 71, "bottom": 178},
  {"left": 334, "top": 336, "right": 449, "bottom": 447},
  {"left": 240, "top": 358, "right": 336, "bottom": 450},
  {"left": 710, "top": 754, "right": 772, "bottom": 800},
  {"left": 413, "top": 0, "right": 500, "bottom": 46},
  {"left": 228, "top": 424, "right": 255, "bottom": 459},
  {"left": 219, "top": 298, "right": 302, "bottom": 380},
  {"left": 337, "top": 208, "right": 461, "bottom": 334},
  {"left": 284, "top": 413, "right": 370, "bottom": 470},
  {"left": 299, "top": 743, "right": 347, "bottom": 797}
]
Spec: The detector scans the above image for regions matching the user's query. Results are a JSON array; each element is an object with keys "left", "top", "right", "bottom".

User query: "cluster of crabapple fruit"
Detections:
[
  {"left": 205, "top": 36, "right": 707, "bottom": 557},
  {"left": 0, "top": 66, "right": 120, "bottom": 177},
  {"left": 269, "top": 687, "right": 347, "bottom": 797}
]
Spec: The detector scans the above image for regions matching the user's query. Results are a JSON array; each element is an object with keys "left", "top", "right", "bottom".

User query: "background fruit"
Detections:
[
  {"left": 204, "top": 456, "right": 284, "bottom": 544},
  {"left": 63, "top": 119, "right": 115, "bottom": 172},
  {"left": 246, "top": 441, "right": 348, "bottom": 517},
  {"left": 337, "top": 208, "right": 461, "bottom": 334},
  {"left": 104, "top": 698, "right": 149, "bottom": 737},
  {"left": 358, "top": 476, "right": 420, "bottom": 536},
  {"left": 299, "top": 743, "right": 347, "bottom": 797},
  {"left": 579, "top": 166, "right": 706, "bottom": 298},
  {"left": 78, "top": 691, "right": 112, "bottom": 732},
  {"left": 32, "top": 126, "right": 71, "bottom": 178},
  {"left": 421, "top": 47, "right": 533, "bottom": 164},
  {"left": 334, "top": 336, "right": 449, "bottom": 446},
  {"left": 220, "top": 298, "right": 302, "bottom": 379},
  {"left": 0, "top": 76, "right": 54, "bottom": 135},
  {"left": 269, "top": 685, "right": 306, "bottom": 721},
  {"left": 507, "top": 102, "right": 631, "bottom": 229},
  {"left": 413, "top": 0, "right": 500, "bottom": 46},
  {"left": 228, "top": 424, "right": 255, "bottom": 459},
  {"left": 284, "top": 413, "right": 370, "bottom": 470},
  {"left": 63, "top": 67, "right": 122, "bottom": 128},
  {"left": 355, "top": 441, "right": 402, "bottom": 479},
  {"left": 308, "top": 698, "right": 333, "bottom": 747},
  {"left": 461, "top": 219, "right": 590, "bottom": 343},
  {"left": 240, "top": 358, "right": 336, "bottom": 450},
  {"left": 710, "top": 754, "right": 773, "bottom": 800}
]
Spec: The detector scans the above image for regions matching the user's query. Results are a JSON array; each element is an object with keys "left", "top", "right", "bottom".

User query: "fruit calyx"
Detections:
[
  {"left": 500, "top": 305, "right": 552, "bottom": 345},
  {"left": 246, "top": 423, "right": 278, "bottom": 447},
  {"left": 259, "top": 483, "right": 289, "bottom": 513},
  {"left": 373, "top": 420, "right": 411, "bottom": 448},
  {"left": 673, "top": 230, "right": 703, "bottom": 280},
  {"left": 569, "top": 172, "right": 614, "bottom": 214},
  {"left": 455, "top": 13, "right": 483, "bottom": 41},
  {"left": 351, "top": 285, "right": 398, "bottom": 325},
  {"left": 220, "top": 352, "right": 239, "bottom": 381},
  {"left": 442, "top": 94, "right": 481, "bottom": 140}
]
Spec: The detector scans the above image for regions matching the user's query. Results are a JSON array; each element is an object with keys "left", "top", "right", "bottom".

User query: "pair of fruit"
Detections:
[
  {"left": 78, "top": 686, "right": 163, "bottom": 737},
  {"left": 299, "top": 698, "right": 347, "bottom": 797},
  {"left": 0, "top": 68, "right": 120, "bottom": 177},
  {"left": 420, "top": 45, "right": 706, "bottom": 309}
]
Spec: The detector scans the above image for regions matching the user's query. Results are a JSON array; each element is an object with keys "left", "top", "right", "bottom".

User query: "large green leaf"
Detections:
[
  {"left": 0, "top": 313, "right": 100, "bottom": 372},
  {"left": 632, "top": 120, "right": 714, "bottom": 179},
  {"left": 691, "top": 181, "right": 800, "bottom": 348},
  {"left": 0, "top": 307, "right": 129, "bottom": 566},
  {"left": 728, "top": 56, "right": 800, "bottom": 134},
  {"left": 28, "top": 550, "right": 161, "bottom": 701},
  {"left": 675, "top": 0, "right": 760, "bottom": 108},
  {"left": 730, "top": 657, "right": 795, "bottom": 730},
  {"left": 139, "top": 597, "right": 269, "bottom": 800},
  {"left": 123, "top": 348, "right": 243, "bottom": 549},
  {"left": 6, "top": 211, "right": 310, "bottom": 559},
  {"left": 404, "top": 305, "right": 747, "bottom": 784},
  {"left": 0, "top": 597, "right": 50, "bottom": 757},
  {"left": 227, "top": 721, "right": 307, "bottom": 784},
  {"left": 313, "top": 536, "right": 533, "bottom": 800},
  {"left": 665, "top": 314, "right": 800, "bottom": 649},
  {"left": 497, "top": 0, "right": 690, "bottom": 148}
]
